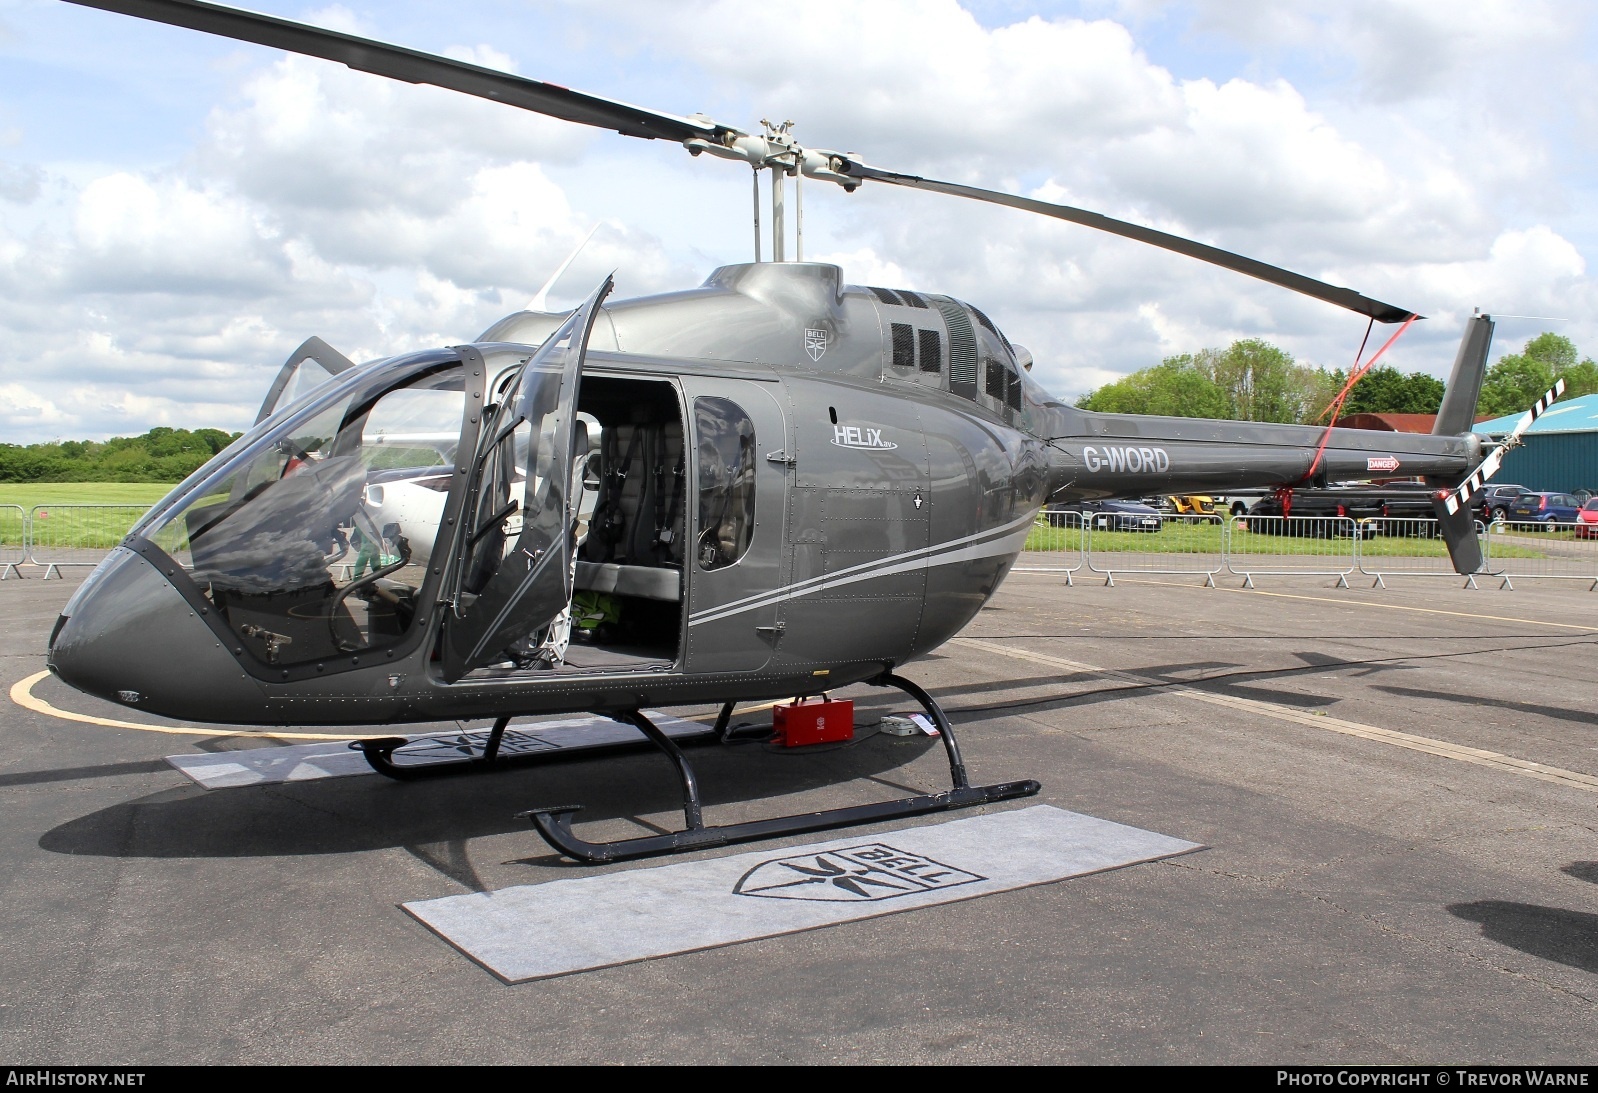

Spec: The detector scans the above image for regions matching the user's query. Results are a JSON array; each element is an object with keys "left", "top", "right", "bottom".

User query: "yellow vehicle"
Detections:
[{"left": 1166, "top": 495, "right": 1222, "bottom": 522}]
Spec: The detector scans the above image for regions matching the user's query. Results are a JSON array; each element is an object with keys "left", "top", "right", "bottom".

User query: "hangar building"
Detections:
[{"left": 1473, "top": 393, "right": 1598, "bottom": 494}]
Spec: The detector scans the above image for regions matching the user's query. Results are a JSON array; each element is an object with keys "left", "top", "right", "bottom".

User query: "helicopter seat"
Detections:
[
  {"left": 572, "top": 560, "right": 680, "bottom": 602},
  {"left": 575, "top": 416, "right": 685, "bottom": 604}
]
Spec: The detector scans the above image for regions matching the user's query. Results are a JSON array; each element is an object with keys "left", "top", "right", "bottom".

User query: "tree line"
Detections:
[
  {"left": 0, "top": 332, "right": 1587, "bottom": 483},
  {"left": 0, "top": 427, "right": 241, "bottom": 483},
  {"left": 1076, "top": 332, "right": 1596, "bottom": 423}
]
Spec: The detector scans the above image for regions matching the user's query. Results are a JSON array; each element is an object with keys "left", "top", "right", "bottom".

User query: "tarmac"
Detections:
[{"left": 2, "top": 562, "right": 1596, "bottom": 1064}]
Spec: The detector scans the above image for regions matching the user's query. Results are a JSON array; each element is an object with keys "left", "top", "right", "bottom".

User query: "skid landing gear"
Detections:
[{"left": 521, "top": 672, "right": 1041, "bottom": 864}]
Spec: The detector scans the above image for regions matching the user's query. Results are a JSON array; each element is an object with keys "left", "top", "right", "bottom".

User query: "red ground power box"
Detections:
[{"left": 773, "top": 697, "right": 855, "bottom": 747}]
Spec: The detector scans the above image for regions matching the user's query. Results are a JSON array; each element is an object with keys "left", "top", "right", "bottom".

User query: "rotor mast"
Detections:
[{"left": 742, "top": 120, "right": 813, "bottom": 263}]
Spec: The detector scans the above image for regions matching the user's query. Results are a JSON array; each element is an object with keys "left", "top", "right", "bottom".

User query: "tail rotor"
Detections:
[{"left": 1442, "top": 378, "right": 1565, "bottom": 516}]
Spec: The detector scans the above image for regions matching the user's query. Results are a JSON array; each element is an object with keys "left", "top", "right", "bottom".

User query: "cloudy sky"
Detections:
[{"left": 0, "top": 0, "right": 1594, "bottom": 442}]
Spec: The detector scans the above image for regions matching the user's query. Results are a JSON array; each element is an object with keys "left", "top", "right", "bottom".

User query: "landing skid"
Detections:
[{"left": 521, "top": 672, "right": 1042, "bottom": 864}]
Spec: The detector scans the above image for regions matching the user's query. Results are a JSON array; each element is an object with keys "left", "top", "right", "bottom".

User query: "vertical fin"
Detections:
[
  {"left": 1426, "top": 313, "right": 1494, "bottom": 573},
  {"left": 1432, "top": 314, "right": 1493, "bottom": 436}
]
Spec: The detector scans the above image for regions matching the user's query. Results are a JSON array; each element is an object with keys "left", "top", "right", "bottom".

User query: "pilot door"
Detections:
[
  {"left": 440, "top": 278, "right": 613, "bottom": 681},
  {"left": 682, "top": 378, "right": 789, "bottom": 673}
]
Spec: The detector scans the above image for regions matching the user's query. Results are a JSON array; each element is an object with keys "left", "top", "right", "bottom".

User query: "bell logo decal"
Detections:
[
  {"left": 734, "top": 843, "right": 984, "bottom": 902},
  {"left": 804, "top": 328, "right": 828, "bottom": 361}
]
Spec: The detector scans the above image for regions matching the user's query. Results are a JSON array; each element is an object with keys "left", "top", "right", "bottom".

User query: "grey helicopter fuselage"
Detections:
[{"left": 47, "top": 261, "right": 1480, "bottom": 728}]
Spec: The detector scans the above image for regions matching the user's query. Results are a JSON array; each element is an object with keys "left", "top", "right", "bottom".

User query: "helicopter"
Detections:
[{"left": 45, "top": 0, "right": 1532, "bottom": 864}]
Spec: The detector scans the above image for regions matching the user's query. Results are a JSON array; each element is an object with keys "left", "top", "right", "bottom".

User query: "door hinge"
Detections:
[
  {"left": 765, "top": 451, "right": 796, "bottom": 466},
  {"left": 755, "top": 623, "right": 786, "bottom": 639}
]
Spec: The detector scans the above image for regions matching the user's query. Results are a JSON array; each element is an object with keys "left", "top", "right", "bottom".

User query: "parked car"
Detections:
[
  {"left": 1477, "top": 484, "right": 1532, "bottom": 523},
  {"left": 1045, "top": 499, "right": 1163, "bottom": 532},
  {"left": 1504, "top": 491, "right": 1583, "bottom": 530},
  {"left": 1576, "top": 497, "right": 1598, "bottom": 540},
  {"left": 1245, "top": 493, "right": 1357, "bottom": 536},
  {"left": 1243, "top": 485, "right": 1432, "bottom": 536},
  {"left": 1213, "top": 493, "right": 1266, "bottom": 517}
]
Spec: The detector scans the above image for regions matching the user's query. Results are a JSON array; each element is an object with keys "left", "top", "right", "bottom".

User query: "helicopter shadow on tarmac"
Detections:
[
  {"left": 34, "top": 644, "right": 1430, "bottom": 866},
  {"left": 37, "top": 727, "right": 944, "bottom": 866},
  {"left": 1449, "top": 894, "right": 1598, "bottom": 975}
]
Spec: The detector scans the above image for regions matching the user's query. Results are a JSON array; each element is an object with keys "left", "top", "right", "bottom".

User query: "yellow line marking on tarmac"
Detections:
[
  {"left": 950, "top": 637, "right": 1598, "bottom": 795},
  {"left": 9, "top": 671, "right": 393, "bottom": 741},
  {"left": 1114, "top": 577, "right": 1598, "bottom": 633},
  {"left": 10, "top": 669, "right": 775, "bottom": 741}
]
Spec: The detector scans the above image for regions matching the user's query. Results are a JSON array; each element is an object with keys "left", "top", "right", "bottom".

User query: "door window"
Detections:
[{"left": 694, "top": 397, "right": 756, "bottom": 570}]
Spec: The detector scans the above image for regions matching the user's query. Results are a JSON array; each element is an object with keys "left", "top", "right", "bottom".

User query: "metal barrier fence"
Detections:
[
  {"left": 1014, "top": 513, "right": 1086, "bottom": 582},
  {"left": 1083, "top": 513, "right": 1225, "bottom": 586},
  {"left": 25, "top": 504, "right": 152, "bottom": 578},
  {"left": 1225, "top": 514, "right": 1359, "bottom": 587},
  {"left": 1484, "top": 521, "right": 1598, "bottom": 588},
  {"left": 1020, "top": 513, "right": 1521, "bottom": 588},
  {"left": 0, "top": 505, "right": 25, "bottom": 579},
  {"left": 1355, "top": 517, "right": 1488, "bottom": 588}
]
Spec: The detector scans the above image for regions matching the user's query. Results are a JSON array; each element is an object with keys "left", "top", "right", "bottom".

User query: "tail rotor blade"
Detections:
[{"left": 1443, "top": 447, "right": 1503, "bottom": 515}]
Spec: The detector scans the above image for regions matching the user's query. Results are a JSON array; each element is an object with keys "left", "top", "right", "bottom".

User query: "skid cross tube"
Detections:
[
  {"left": 352, "top": 714, "right": 718, "bottom": 781},
  {"left": 521, "top": 675, "right": 1041, "bottom": 864},
  {"left": 350, "top": 714, "right": 516, "bottom": 781}
]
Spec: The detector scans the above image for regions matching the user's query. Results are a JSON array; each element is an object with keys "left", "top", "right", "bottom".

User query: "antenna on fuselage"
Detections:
[{"left": 527, "top": 223, "right": 600, "bottom": 312}]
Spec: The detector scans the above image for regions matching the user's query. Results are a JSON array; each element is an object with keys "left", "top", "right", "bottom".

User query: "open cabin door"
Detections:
[
  {"left": 440, "top": 277, "right": 613, "bottom": 681},
  {"left": 256, "top": 337, "right": 358, "bottom": 424}
]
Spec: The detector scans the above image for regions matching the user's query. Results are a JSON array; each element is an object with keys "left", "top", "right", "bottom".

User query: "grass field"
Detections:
[
  {"left": 0, "top": 483, "right": 176, "bottom": 508},
  {"left": 0, "top": 483, "right": 173, "bottom": 549}
]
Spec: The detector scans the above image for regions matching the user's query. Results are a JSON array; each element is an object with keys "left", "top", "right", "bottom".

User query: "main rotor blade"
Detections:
[
  {"left": 62, "top": 0, "right": 733, "bottom": 144},
  {"left": 844, "top": 165, "right": 1419, "bottom": 323},
  {"left": 63, "top": 0, "right": 1423, "bottom": 324}
]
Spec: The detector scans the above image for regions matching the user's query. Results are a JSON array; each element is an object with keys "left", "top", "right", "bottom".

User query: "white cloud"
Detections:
[{"left": 0, "top": 159, "right": 39, "bottom": 203}]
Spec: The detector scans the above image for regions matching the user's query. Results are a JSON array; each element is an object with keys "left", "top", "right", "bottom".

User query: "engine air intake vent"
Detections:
[
  {"left": 891, "top": 323, "right": 915, "bottom": 370},
  {"left": 918, "top": 328, "right": 942, "bottom": 373},
  {"left": 868, "top": 286, "right": 904, "bottom": 306},
  {"left": 970, "top": 304, "right": 1014, "bottom": 354},
  {"left": 1006, "top": 370, "right": 1022, "bottom": 411},
  {"left": 935, "top": 299, "right": 979, "bottom": 399},
  {"left": 899, "top": 290, "right": 930, "bottom": 309},
  {"left": 985, "top": 358, "right": 1008, "bottom": 400}
]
